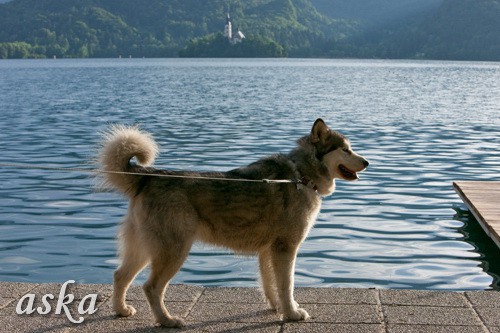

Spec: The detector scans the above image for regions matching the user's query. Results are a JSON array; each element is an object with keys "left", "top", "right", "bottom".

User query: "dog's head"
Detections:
[{"left": 310, "top": 118, "right": 369, "bottom": 181}]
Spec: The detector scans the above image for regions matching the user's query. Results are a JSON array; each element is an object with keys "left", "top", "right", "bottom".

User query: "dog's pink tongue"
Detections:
[{"left": 339, "top": 164, "right": 361, "bottom": 181}]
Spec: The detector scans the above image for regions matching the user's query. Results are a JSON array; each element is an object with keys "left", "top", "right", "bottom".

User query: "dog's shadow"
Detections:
[
  {"left": 36, "top": 309, "right": 282, "bottom": 333},
  {"left": 178, "top": 308, "right": 281, "bottom": 332}
]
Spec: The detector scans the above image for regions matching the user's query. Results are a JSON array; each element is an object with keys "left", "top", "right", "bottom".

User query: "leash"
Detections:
[{"left": 0, "top": 162, "right": 299, "bottom": 185}]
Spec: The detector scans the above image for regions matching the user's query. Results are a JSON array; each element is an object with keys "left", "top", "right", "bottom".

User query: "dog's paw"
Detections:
[
  {"left": 267, "top": 299, "right": 279, "bottom": 311},
  {"left": 283, "top": 308, "right": 310, "bottom": 322},
  {"left": 270, "top": 301, "right": 299, "bottom": 313},
  {"left": 157, "top": 316, "right": 185, "bottom": 328},
  {"left": 115, "top": 304, "right": 137, "bottom": 317}
]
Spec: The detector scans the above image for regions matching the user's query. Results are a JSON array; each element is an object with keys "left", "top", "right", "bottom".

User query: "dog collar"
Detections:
[{"left": 296, "top": 176, "right": 318, "bottom": 192}]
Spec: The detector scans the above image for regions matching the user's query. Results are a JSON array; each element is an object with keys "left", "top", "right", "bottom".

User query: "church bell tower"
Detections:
[{"left": 224, "top": 13, "right": 232, "bottom": 40}]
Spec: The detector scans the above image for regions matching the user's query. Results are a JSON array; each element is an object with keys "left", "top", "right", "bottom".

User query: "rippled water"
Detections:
[{"left": 0, "top": 58, "right": 499, "bottom": 290}]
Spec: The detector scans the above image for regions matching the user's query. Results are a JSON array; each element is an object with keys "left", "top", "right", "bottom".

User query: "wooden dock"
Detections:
[{"left": 454, "top": 181, "right": 500, "bottom": 249}]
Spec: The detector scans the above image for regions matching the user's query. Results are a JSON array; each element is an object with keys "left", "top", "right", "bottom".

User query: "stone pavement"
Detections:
[{"left": 0, "top": 282, "right": 499, "bottom": 333}]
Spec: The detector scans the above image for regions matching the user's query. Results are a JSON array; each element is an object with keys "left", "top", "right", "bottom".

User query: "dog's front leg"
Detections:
[{"left": 270, "top": 243, "right": 309, "bottom": 321}]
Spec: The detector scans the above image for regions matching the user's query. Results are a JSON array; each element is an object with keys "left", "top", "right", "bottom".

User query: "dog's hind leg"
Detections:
[
  {"left": 259, "top": 248, "right": 279, "bottom": 310},
  {"left": 270, "top": 240, "right": 309, "bottom": 321},
  {"left": 143, "top": 234, "right": 193, "bottom": 328},
  {"left": 113, "top": 219, "right": 149, "bottom": 317}
]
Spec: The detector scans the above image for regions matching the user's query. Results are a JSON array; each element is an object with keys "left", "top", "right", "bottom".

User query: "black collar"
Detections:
[{"left": 296, "top": 176, "right": 318, "bottom": 192}]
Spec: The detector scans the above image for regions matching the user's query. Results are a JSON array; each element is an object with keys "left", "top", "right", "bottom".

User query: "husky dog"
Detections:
[{"left": 99, "top": 119, "right": 368, "bottom": 327}]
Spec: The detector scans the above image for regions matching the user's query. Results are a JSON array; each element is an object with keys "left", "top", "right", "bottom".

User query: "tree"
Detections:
[{"left": 179, "top": 33, "right": 286, "bottom": 58}]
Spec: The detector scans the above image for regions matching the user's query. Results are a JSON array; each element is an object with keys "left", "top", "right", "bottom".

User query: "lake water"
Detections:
[{"left": 0, "top": 58, "right": 499, "bottom": 290}]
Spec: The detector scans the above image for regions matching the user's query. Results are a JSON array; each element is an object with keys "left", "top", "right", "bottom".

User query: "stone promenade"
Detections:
[{"left": 0, "top": 282, "right": 499, "bottom": 332}]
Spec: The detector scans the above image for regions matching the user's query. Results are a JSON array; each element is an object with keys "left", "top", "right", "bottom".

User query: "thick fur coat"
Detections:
[{"left": 99, "top": 119, "right": 368, "bottom": 327}]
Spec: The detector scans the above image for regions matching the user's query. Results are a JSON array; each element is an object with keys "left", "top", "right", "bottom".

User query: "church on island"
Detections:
[{"left": 223, "top": 12, "right": 245, "bottom": 45}]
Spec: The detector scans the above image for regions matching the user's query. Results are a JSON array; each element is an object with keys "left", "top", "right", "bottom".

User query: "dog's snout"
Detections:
[{"left": 363, "top": 160, "right": 369, "bottom": 168}]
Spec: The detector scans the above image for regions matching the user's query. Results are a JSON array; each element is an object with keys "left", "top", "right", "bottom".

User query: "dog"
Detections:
[{"left": 99, "top": 118, "right": 369, "bottom": 327}]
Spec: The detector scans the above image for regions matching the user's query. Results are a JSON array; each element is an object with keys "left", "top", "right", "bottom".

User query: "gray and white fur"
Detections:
[{"left": 99, "top": 119, "right": 369, "bottom": 327}]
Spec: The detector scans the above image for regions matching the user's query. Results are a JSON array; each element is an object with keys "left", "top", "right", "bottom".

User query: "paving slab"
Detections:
[
  {"left": 380, "top": 289, "right": 469, "bottom": 307},
  {"left": 69, "top": 319, "right": 160, "bottom": 333},
  {"left": 165, "top": 284, "right": 205, "bottom": 303},
  {"left": 0, "top": 282, "right": 38, "bottom": 299},
  {"left": 466, "top": 290, "right": 500, "bottom": 307},
  {"left": 474, "top": 307, "right": 500, "bottom": 327},
  {"left": 295, "top": 287, "right": 378, "bottom": 305},
  {"left": 283, "top": 323, "right": 384, "bottom": 333},
  {"left": 0, "top": 297, "right": 15, "bottom": 311},
  {"left": 301, "top": 304, "right": 380, "bottom": 324},
  {"left": 386, "top": 325, "right": 486, "bottom": 333},
  {"left": 187, "top": 301, "right": 279, "bottom": 323},
  {"left": 382, "top": 305, "right": 483, "bottom": 326},
  {"left": 90, "top": 299, "right": 194, "bottom": 322},
  {"left": 1, "top": 282, "right": 499, "bottom": 333},
  {"left": 199, "top": 287, "right": 263, "bottom": 303},
  {"left": 180, "top": 322, "right": 281, "bottom": 333},
  {"left": 70, "top": 283, "right": 112, "bottom": 302},
  {"left": 1, "top": 315, "right": 73, "bottom": 333}
]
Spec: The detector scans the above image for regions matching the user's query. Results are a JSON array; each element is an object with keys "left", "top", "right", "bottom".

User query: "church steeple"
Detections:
[
  {"left": 223, "top": 6, "right": 245, "bottom": 44},
  {"left": 224, "top": 11, "right": 232, "bottom": 39}
]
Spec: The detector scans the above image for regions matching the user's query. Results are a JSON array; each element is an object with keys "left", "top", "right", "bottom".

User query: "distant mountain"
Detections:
[
  {"left": 311, "top": 0, "right": 500, "bottom": 61},
  {"left": 311, "top": 0, "right": 443, "bottom": 28},
  {"left": 0, "top": 0, "right": 499, "bottom": 60},
  {"left": 414, "top": 0, "right": 500, "bottom": 60},
  {"left": 351, "top": 0, "right": 500, "bottom": 61}
]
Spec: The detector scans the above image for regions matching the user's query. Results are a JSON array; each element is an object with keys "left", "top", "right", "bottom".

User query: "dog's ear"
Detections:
[{"left": 310, "top": 118, "right": 330, "bottom": 144}]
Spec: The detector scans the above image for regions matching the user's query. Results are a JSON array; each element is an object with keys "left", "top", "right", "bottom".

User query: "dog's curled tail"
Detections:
[{"left": 98, "top": 125, "right": 158, "bottom": 196}]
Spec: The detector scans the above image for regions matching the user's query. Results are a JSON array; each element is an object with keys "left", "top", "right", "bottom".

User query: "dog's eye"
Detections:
[{"left": 342, "top": 148, "right": 350, "bottom": 153}]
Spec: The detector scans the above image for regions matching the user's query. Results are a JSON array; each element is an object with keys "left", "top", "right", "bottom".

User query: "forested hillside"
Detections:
[
  {"left": 0, "top": 0, "right": 354, "bottom": 58},
  {"left": 415, "top": 0, "right": 500, "bottom": 60},
  {"left": 346, "top": 0, "right": 500, "bottom": 61},
  {"left": 0, "top": 0, "right": 499, "bottom": 60},
  {"left": 311, "top": 0, "right": 443, "bottom": 27}
]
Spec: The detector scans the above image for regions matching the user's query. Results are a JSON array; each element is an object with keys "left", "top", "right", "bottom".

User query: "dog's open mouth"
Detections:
[{"left": 339, "top": 164, "right": 359, "bottom": 180}]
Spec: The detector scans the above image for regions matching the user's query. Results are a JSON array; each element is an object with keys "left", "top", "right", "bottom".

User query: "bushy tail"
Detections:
[{"left": 98, "top": 125, "right": 158, "bottom": 196}]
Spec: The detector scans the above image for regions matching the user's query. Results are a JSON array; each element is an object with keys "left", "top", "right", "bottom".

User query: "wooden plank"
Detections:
[{"left": 453, "top": 181, "right": 500, "bottom": 249}]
